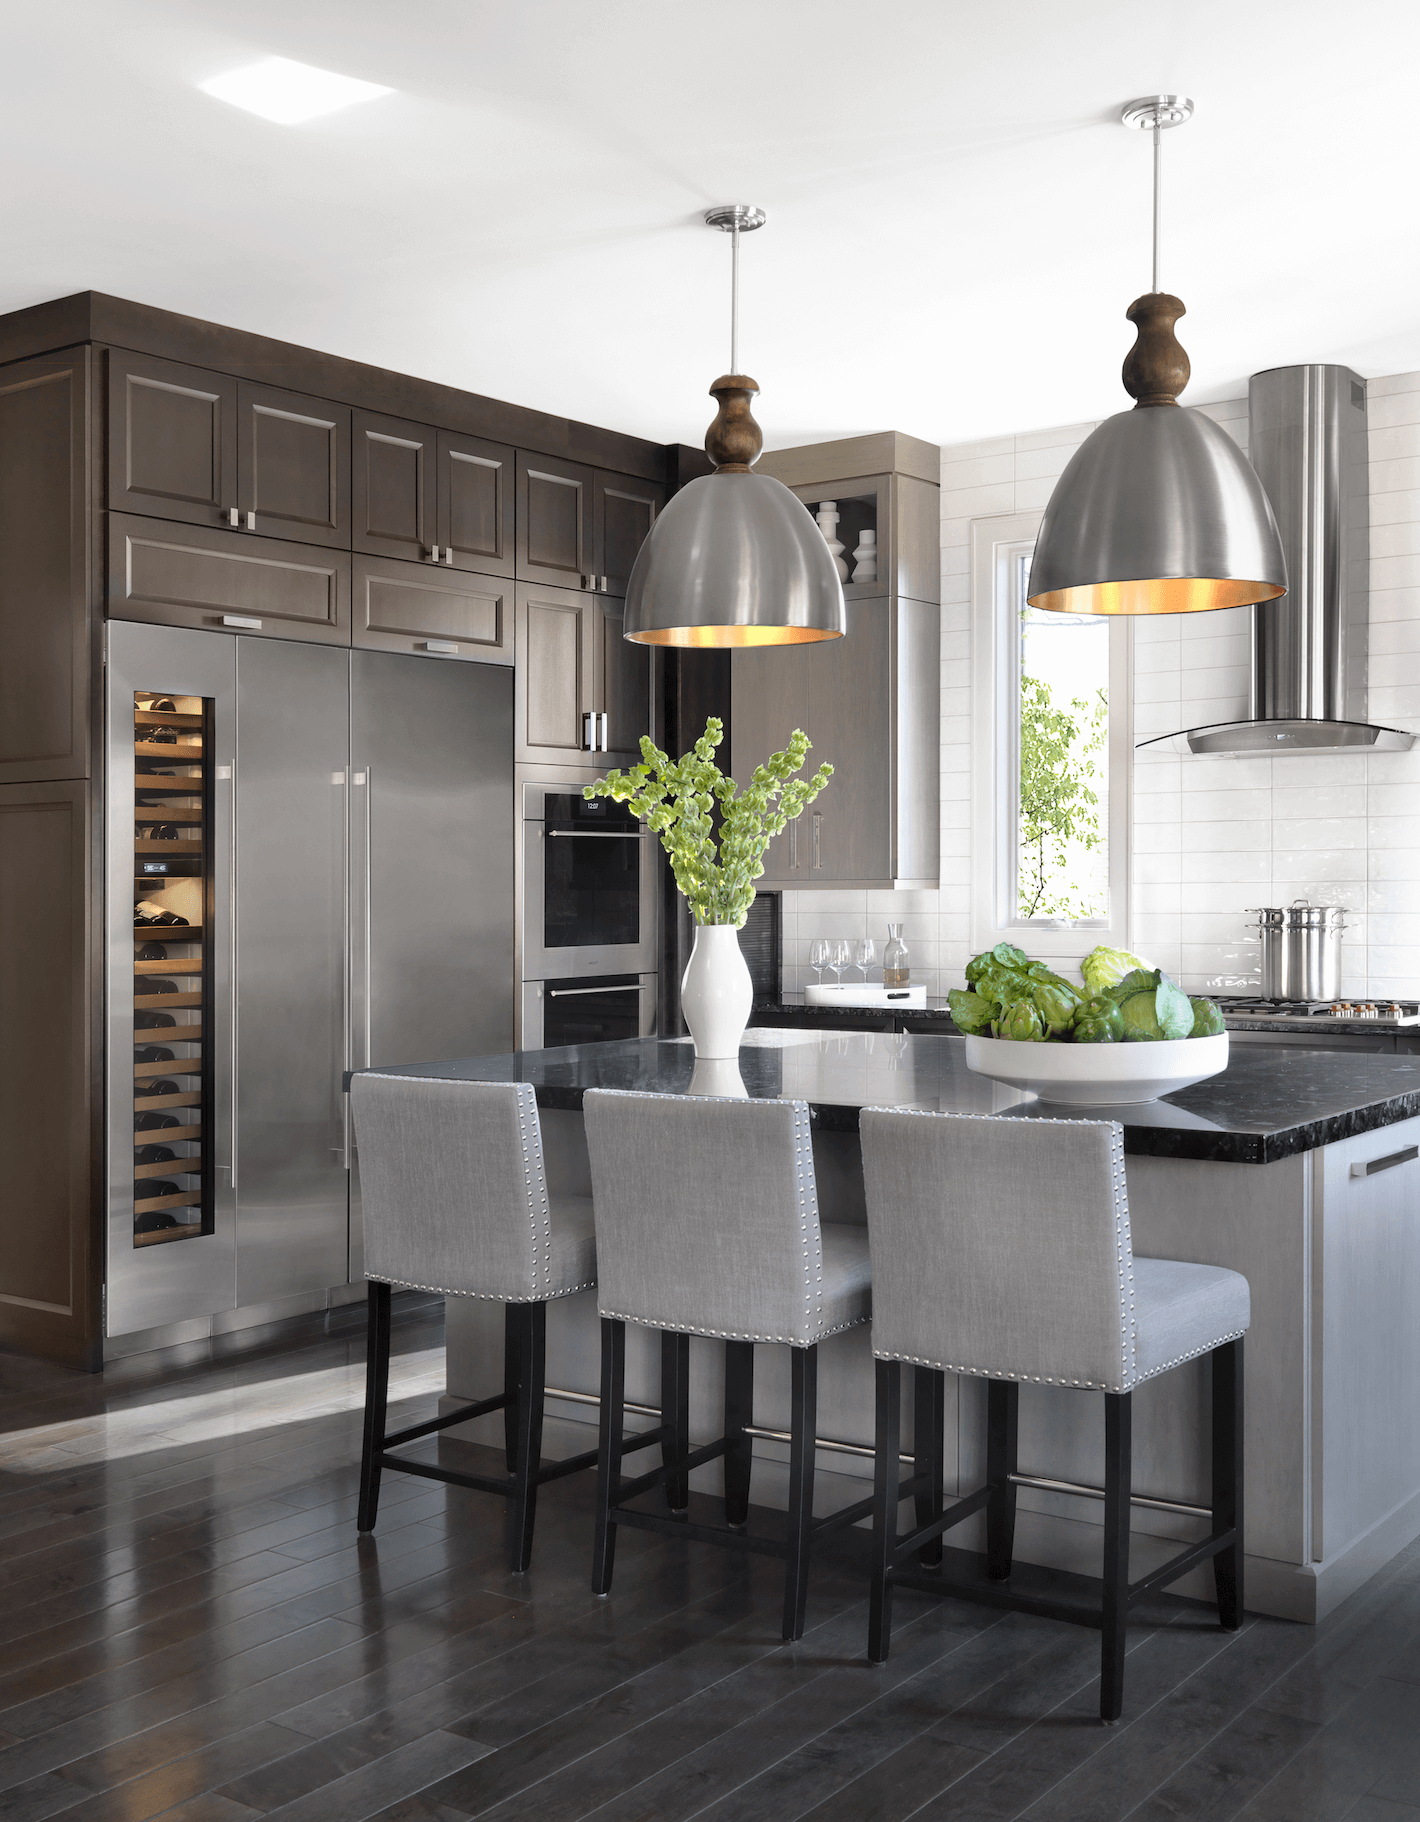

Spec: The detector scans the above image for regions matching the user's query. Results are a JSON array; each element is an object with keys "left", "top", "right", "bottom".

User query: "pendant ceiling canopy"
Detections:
[
  {"left": 1027, "top": 98, "right": 1286, "bottom": 618},
  {"left": 621, "top": 206, "right": 845, "bottom": 649}
]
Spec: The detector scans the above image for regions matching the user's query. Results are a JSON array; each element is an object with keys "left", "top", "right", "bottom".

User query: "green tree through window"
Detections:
[{"left": 1017, "top": 674, "right": 1107, "bottom": 918}]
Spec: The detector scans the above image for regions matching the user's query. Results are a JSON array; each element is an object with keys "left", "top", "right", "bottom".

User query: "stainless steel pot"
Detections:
[{"left": 1248, "top": 899, "right": 1347, "bottom": 1001}]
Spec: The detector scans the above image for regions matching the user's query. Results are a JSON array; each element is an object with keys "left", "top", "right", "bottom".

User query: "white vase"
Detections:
[
  {"left": 688, "top": 1057, "right": 749, "bottom": 1098},
  {"left": 816, "top": 500, "right": 850, "bottom": 583},
  {"left": 681, "top": 924, "right": 753, "bottom": 1059},
  {"left": 851, "top": 528, "right": 877, "bottom": 584}
]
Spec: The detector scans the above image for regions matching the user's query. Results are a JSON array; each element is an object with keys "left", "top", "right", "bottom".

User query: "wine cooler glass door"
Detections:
[{"left": 107, "top": 621, "right": 237, "bottom": 1337}]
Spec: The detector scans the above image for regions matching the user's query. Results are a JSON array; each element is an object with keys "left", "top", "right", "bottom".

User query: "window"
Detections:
[{"left": 971, "top": 514, "right": 1131, "bottom": 962}]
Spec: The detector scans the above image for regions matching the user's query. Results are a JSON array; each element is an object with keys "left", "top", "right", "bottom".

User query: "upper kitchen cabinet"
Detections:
[
  {"left": 438, "top": 429, "right": 514, "bottom": 576},
  {"left": 514, "top": 583, "right": 650, "bottom": 767},
  {"left": 516, "top": 452, "right": 594, "bottom": 589},
  {"left": 237, "top": 381, "right": 349, "bottom": 549},
  {"left": 732, "top": 432, "right": 940, "bottom": 889},
  {"left": 595, "top": 472, "right": 665, "bottom": 596},
  {"left": 108, "top": 350, "right": 238, "bottom": 530},
  {"left": 353, "top": 409, "right": 435, "bottom": 564}
]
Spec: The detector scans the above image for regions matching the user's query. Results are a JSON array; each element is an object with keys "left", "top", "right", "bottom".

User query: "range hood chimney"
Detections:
[{"left": 1137, "top": 363, "right": 1413, "bottom": 758}]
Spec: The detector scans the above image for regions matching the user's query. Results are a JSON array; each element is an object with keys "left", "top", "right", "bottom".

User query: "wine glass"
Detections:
[
  {"left": 809, "top": 938, "right": 830, "bottom": 985},
  {"left": 831, "top": 938, "right": 852, "bottom": 985},
  {"left": 855, "top": 936, "right": 876, "bottom": 983}
]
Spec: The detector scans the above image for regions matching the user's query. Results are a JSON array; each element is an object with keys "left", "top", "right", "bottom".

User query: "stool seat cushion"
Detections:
[
  {"left": 1133, "top": 1257, "right": 1250, "bottom": 1385},
  {"left": 820, "top": 1223, "right": 873, "bottom": 1339},
  {"left": 546, "top": 1194, "right": 598, "bottom": 1303}
]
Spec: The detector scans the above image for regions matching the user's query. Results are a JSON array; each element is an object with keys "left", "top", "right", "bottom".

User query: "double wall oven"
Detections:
[{"left": 520, "top": 778, "right": 658, "bottom": 1048}]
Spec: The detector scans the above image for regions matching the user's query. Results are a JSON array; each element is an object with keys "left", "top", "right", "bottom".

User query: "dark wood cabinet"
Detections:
[
  {"left": 353, "top": 555, "right": 511, "bottom": 663},
  {"left": 514, "top": 584, "right": 649, "bottom": 764},
  {"left": 516, "top": 452, "right": 594, "bottom": 588},
  {"left": 108, "top": 513, "right": 351, "bottom": 645},
  {"left": 353, "top": 410, "right": 436, "bottom": 564},
  {"left": 439, "top": 430, "right": 514, "bottom": 576},
  {"left": 238, "top": 381, "right": 349, "bottom": 549},
  {"left": 596, "top": 472, "right": 664, "bottom": 596},
  {"left": 0, "top": 349, "right": 92, "bottom": 784},
  {"left": 0, "top": 778, "right": 99, "bottom": 1369},
  {"left": 108, "top": 350, "right": 238, "bottom": 528}
]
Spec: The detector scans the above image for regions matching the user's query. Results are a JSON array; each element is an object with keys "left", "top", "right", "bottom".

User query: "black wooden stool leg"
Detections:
[
  {"left": 913, "top": 1366, "right": 945, "bottom": 1567},
  {"left": 783, "top": 1344, "right": 818, "bottom": 1642},
  {"left": 1212, "top": 1337, "right": 1245, "bottom": 1629},
  {"left": 724, "top": 1340, "right": 755, "bottom": 1527},
  {"left": 357, "top": 1282, "right": 391, "bottom": 1533},
  {"left": 503, "top": 1302, "right": 521, "bottom": 1474},
  {"left": 592, "top": 1318, "right": 626, "bottom": 1596},
  {"left": 661, "top": 1331, "right": 691, "bottom": 1511},
  {"left": 508, "top": 1301, "right": 546, "bottom": 1573},
  {"left": 1100, "top": 1390, "right": 1133, "bottom": 1723},
  {"left": 986, "top": 1379, "right": 1019, "bottom": 1580},
  {"left": 869, "top": 1359, "right": 901, "bottom": 1663}
]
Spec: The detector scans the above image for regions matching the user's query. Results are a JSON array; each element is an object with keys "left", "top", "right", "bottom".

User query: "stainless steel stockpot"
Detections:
[{"left": 1247, "top": 899, "right": 1347, "bottom": 1001}]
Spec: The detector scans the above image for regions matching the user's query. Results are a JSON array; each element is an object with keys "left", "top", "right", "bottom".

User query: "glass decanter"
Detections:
[{"left": 883, "top": 922, "right": 910, "bottom": 988}]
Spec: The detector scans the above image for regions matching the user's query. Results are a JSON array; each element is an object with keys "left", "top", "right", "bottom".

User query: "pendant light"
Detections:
[
  {"left": 621, "top": 206, "right": 846, "bottom": 647},
  {"left": 1027, "top": 97, "right": 1286, "bottom": 616}
]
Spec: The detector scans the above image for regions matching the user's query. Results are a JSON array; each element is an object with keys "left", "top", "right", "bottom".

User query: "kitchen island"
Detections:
[{"left": 365, "top": 1031, "right": 1420, "bottom": 1622}]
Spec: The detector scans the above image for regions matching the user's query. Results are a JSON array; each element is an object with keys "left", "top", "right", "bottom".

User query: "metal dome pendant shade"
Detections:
[
  {"left": 621, "top": 207, "right": 845, "bottom": 648},
  {"left": 1027, "top": 99, "right": 1286, "bottom": 617}
]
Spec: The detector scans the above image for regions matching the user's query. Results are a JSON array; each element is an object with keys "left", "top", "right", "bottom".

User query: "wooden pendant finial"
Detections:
[
  {"left": 1122, "top": 294, "right": 1190, "bottom": 407},
  {"left": 705, "top": 374, "right": 763, "bottom": 472}
]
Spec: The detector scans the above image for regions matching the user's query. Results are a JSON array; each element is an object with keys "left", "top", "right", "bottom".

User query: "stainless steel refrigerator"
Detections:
[{"left": 106, "top": 622, "right": 513, "bottom": 1341}]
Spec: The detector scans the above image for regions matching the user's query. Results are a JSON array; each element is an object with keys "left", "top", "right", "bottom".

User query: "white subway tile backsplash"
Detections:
[
  {"left": 1014, "top": 422, "right": 1097, "bottom": 452},
  {"left": 1180, "top": 788, "right": 1272, "bottom": 822},
  {"left": 1272, "top": 818, "right": 1368, "bottom": 851},
  {"left": 1272, "top": 785, "right": 1367, "bottom": 821},
  {"left": 1272, "top": 848, "right": 1369, "bottom": 883},
  {"left": 1367, "top": 369, "right": 1420, "bottom": 398},
  {"left": 1184, "top": 850, "right": 1272, "bottom": 884},
  {"left": 1181, "top": 819, "right": 1274, "bottom": 854},
  {"left": 941, "top": 452, "right": 1015, "bottom": 491}
]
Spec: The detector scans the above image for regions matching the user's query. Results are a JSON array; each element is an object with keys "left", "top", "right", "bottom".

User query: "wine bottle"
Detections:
[
  {"left": 142, "top": 1080, "right": 180, "bottom": 1097},
  {"left": 140, "top": 979, "right": 179, "bottom": 994},
  {"left": 134, "top": 1209, "right": 181, "bottom": 1234},
  {"left": 137, "top": 1180, "right": 181, "bottom": 1201},
  {"left": 135, "top": 1144, "right": 176, "bottom": 1165},
  {"left": 135, "top": 1045, "right": 175, "bottom": 1064},
  {"left": 135, "top": 1112, "right": 178, "bottom": 1131}
]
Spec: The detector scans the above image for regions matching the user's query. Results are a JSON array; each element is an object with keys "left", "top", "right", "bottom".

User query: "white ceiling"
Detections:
[{"left": 6, "top": 0, "right": 1420, "bottom": 451}]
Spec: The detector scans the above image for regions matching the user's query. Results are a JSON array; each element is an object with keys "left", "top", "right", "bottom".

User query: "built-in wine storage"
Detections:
[{"left": 131, "top": 692, "right": 214, "bottom": 1247}]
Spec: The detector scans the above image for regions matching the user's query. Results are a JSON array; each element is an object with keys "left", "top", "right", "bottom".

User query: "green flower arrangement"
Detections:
[{"left": 583, "top": 716, "right": 832, "bottom": 928}]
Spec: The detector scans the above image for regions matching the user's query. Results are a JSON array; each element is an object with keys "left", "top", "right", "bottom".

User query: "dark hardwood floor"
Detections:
[{"left": 1, "top": 1296, "right": 1418, "bottom": 1822}]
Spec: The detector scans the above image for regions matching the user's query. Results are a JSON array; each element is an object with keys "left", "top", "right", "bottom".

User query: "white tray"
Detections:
[{"left": 805, "top": 983, "right": 927, "bottom": 1009}]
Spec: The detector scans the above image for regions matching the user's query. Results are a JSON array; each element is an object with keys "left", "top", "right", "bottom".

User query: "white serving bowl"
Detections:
[{"left": 963, "top": 1031, "right": 1229, "bottom": 1107}]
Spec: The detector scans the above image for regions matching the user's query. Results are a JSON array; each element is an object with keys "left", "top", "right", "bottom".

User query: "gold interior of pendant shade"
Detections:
[
  {"left": 625, "top": 623, "right": 845, "bottom": 648},
  {"left": 1029, "top": 576, "right": 1287, "bottom": 616}
]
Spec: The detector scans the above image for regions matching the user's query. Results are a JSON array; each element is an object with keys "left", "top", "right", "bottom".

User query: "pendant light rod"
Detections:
[
  {"left": 704, "top": 203, "right": 766, "bottom": 373},
  {"left": 1120, "top": 96, "right": 1193, "bottom": 293}
]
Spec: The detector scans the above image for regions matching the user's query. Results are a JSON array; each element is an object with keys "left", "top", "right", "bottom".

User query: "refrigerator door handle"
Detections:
[
  {"left": 358, "top": 766, "right": 373, "bottom": 1069},
  {"left": 216, "top": 759, "right": 238, "bottom": 1190},
  {"left": 338, "top": 766, "right": 352, "bottom": 1170}
]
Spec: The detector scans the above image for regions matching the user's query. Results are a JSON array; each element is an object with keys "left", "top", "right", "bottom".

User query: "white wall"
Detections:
[{"left": 778, "top": 370, "right": 1420, "bottom": 1001}]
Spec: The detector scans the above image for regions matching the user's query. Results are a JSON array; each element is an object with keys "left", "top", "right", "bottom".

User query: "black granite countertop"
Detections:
[
  {"left": 753, "top": 998, "right": 959, "bottom": 1034},
  {"left": 359, "top": 1030, "right": 1420, "bottom": 1164}
]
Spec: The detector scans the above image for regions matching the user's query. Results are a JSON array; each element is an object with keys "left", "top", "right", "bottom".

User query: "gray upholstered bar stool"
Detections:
[
  {"left": 860, "top": 1109, "right": 1250, "bottom": 1723},
  {"left": 350, "top": 1073, "right": 607, "bottom": 1573},
  {"left": 583, "top": 1088, "right": 873, "bottom": 1641}
]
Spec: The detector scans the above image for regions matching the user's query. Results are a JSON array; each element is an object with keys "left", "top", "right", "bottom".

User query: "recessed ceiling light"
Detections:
[{"left": 199, "top": 56, "right": 393, "bottom": 125}]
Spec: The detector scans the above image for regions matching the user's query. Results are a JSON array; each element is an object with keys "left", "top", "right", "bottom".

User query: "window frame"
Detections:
[{"left": 970, "top": 512, "right": 1133, "bottom": 966}]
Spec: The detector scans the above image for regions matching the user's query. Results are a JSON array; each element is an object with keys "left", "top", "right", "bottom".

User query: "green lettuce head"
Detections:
[
  {"left": 1081, "top": 946, "right": 1152, "bottom": 995},
  {"left": 947, "top": 988, "right": 996, "bottom": 1035}
]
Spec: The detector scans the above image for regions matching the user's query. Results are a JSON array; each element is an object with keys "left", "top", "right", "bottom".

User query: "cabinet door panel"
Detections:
[
  {"left": 515, "top": 583, "right": 595, "bottom": 761},
  {"left": 597, "top": 473, "right": 665, "bottom": 596},
  {"left": 0, "top": 350, "right": 91, "bottom": 784},
  {"left": 353, "top": 555, "right": 511, "bottom": 663},
  {"left": 353, "top": 411, "right": 435, "bottom": 563},
  {"left": 439, "top": 431, "right": 514, "bottom": 576},
  {"left": 239, "top": 382, "right": 350, "bottom": 549},
  {"left": 0, "top": 779, "right": 98, "bottom": 1367},
  {"left": 517, "top": 452, "right": 593, "bottom": 587},
  {"left": 599, "top": 599, "right": 651, "bottom": 764},
  {"left": 109, "top": 351, "right": 237, "bottom": 527},
  {"left": 109, "top": 513, "right": 351, "bottom": 646}
]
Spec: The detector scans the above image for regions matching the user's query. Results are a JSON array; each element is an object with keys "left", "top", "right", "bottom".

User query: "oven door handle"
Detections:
[
  {"left": 546, "top": 984, "right": 644, "bottom": 998},
  {"left": 544, "top": 829, "right": 646, "bottom": 839}
]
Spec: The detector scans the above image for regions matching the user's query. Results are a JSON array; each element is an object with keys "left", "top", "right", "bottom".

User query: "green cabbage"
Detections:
[
  {"left": 1189, "top": 996, "right": 1226, "bottom": 1037},
  {"left": 1119, "top": 975, "right": 1195, "bottom": 1041},
  {"left": 1108, "top": 967, "right": 1162, "bottom": 1003},
  {"left": 1080, "top": 946, "right": 1152, "bottom": 995}
]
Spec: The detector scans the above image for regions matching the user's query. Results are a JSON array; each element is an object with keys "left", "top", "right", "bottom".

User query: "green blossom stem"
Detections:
[{"left": 583, "top": 717, "right": 832, "bottom": 927}]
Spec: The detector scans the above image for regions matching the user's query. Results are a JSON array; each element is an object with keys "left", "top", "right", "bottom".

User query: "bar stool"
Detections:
[
  {"left": 350, "top": 1073, "right": 611, "bottom": 1573},
  {"left": 859, "top": 1109, "right": 1249, "bottom": 1723},
  {"left": 583, "top": 1088, "right": 873, "bottom": 1640}
]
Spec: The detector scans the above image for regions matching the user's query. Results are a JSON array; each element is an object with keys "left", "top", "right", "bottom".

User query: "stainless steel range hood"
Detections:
[{"left": 1138, "top": 363, "right": 1414, "bottom": 758}]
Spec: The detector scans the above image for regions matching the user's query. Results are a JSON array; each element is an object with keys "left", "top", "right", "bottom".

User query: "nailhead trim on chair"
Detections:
[
  {"left": 364, "top": 1272, "right": 597, "bottom": 1303},
  {"left": 598, "top": 1304, "right": 868, "bottom": 1348}
]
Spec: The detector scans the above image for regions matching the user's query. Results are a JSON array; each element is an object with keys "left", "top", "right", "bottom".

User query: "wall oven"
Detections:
[{"left": 520, "top": 778, "right": 658, "bottom": 1047}]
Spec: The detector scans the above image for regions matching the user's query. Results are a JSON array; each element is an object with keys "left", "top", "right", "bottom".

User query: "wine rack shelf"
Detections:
[
  {"left": 131, "top": 687, "right": 213, "bottom": 1250},
  {"left": 135, "top": 1223, "right": 204, "bottom": 1249}
]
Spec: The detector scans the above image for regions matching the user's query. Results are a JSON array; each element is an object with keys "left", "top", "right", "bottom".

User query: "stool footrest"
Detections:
[
  {"left": 384, "top": 1390, "right": 510, "bottom": 1449},
  {"left": 1128, "top": 1527, "right": 1237, "bottom": 1605},
  {"left": 614, "top": 1435, "right": 728, "bottom": 1506},
  {"left": 892, "top": 1481, "right": 993, "bottom": 1565},
  {"left": 811, "top": 1492, "right": 875, "bottom": 1537},
  {"left": 611, "top": 1503, "right": 790, "bottom": 1559},
  {"left": 891, "top": 1559, "right": 1105, "bottom": 1631}
]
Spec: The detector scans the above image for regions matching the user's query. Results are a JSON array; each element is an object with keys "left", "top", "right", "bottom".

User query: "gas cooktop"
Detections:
[{"left": 1218, "top": 996, "right": 1420, "bottom": 1030}]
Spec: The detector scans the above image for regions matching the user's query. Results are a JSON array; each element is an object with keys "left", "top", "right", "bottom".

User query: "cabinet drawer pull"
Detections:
[
  {"left": 220, "top": 614, "right": 263, "bottom": 630},
  {"left": 225, "top": 507, "right": 240, "bottom": 527},
  {"left": 444, "top": 547, "right": 454, "bottom": 566},
  {"left": 428, "top": 545, "right": 442, "bottom": 563},
  {"left": 245, "top": 510, "right": 256, "bottom": 531},
  {"left": 420, "top": 640, "right": 460, "bottom": 656},
  {"left": 1351, "top": 1144, "right": 1419, "bottom": 1178}
]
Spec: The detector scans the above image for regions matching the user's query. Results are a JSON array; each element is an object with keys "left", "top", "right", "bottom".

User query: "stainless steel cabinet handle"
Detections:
[
  {"left": 443, "top": 547, "right": 454, "bottom": 566},
  {"left": 428, "top": 545, "right": 442, "bottom": 563},
  {"left": 811, "top": 811, "right": 822, "bottom": 870},
  {"left": 582, "top": 711, "right": 595, "bottom": 751},
  {"left": 225, "top": 507, "right": 240, "bottom": 527},
  {"left": 245, "top": 510, "right": 256, "bottom": 531},
  {"left": 221, "top": 614, "right": 263, "bottom": 631},
  {"left": 1351, "top": 1144, "right": 1419, "bottom": 1178},
  {"left": 789, "top": 820, "right": 798, "bottom": 869},
  {"left": 547, "top": 984, "right": 643, "bottom": 998},
  {"left": 598, "top": 711, "right": 609, "bottom": 751},
  {"left": 421, "top": 639, "right": 460, "bottom": 655}
]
